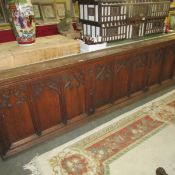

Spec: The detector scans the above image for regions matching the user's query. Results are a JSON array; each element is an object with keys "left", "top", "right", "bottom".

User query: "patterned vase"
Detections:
[{"left": 5, "top": 0, "right": 36, "bottom": 45}]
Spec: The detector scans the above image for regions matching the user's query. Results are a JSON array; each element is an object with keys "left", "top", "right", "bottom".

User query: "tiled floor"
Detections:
[{"left": 0, "top": 85, "right": 175, "bottom": 175}]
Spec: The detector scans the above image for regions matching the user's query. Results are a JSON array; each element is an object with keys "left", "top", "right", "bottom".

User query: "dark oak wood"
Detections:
[{"left": 0, "top": 34, "right": 175, "bottom": 159}]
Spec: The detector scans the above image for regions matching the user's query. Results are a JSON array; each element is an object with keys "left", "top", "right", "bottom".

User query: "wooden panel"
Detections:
[
  {"left": 94, "top": 59, "right": 114, "bottom": 108},
  {"left": 0, "top": 85, "right": 35, "bottom": 148},
  {"left": 31, "top": 77, "right": 63, "bottom": 132},
  {"left": 148, "top": 49, "right": 163, "bottom": 86},
  {"left": 161, "top": 46, "right": 175, "bottom": 82},
  {"left": 61, "top": 68, "right": 86, "bottom": 120},
  {"left": 130, "top": 53, "right": 148, "bottom": 94},
  {"left": 113, "top": 56, "right": 130, "bottom": 101}
]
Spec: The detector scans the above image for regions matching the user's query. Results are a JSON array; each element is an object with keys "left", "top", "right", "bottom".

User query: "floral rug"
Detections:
[{"left": 24, "top": 89, "right": 175, "bottom": 175}]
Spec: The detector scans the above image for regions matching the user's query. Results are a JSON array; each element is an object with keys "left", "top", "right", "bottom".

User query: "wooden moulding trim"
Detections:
[
  {"left": 2, "top": 79, "right": 175, "bottom": 159},
  {"left": 1, "top": 34, "right": 175, "bottom": 84}
]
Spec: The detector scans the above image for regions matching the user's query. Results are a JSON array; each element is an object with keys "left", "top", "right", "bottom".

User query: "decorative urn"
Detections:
[{"left": 5, "top": 0, "right": 36, "bottom": 45}]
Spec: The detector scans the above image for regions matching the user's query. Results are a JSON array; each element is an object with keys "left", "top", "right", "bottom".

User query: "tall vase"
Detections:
[{"left": 5, "top": 0, "right": 36, "bottom": 45}]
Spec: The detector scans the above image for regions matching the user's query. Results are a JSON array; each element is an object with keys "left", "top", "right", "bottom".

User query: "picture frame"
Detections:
[
  {"left": 73, "top": 1, "right": 79, "bottom": 18},
  {"left": 41, "top": 4, "right": 56, "bottom": 19},
  {"left": 0, "top": 0, "right": 7, "bottom": 24},
  {"left": 55, "top": 3, "right": 66, "bottom": 18},
  {"left": 33, "top": 3, "right": 43, "bottom": 20}
]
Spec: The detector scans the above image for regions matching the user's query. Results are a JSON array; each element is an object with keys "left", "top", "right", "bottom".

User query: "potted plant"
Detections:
[{"left": 5, "top": 0, "right": 36, "bottom": 45}]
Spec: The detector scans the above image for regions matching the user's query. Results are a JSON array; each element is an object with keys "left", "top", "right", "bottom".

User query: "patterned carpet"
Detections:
[{"left": 24, "top": 89, "right": 175, "bottom": 175}]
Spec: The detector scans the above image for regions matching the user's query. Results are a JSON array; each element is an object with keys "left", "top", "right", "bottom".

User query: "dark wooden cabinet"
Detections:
[{"left": 0, "top": 35, "right": 175, "bottom": 158}]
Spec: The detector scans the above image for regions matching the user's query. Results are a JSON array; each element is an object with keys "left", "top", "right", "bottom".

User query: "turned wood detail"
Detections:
[
  {"left": 96, "top": 64, "right": 113, "bottom": 80},
  {"left": 63, "top": 71, "right": 85, "bottom": 90},
  {"left": 0, "top": 85, "right": 28, "bottom": 109}
]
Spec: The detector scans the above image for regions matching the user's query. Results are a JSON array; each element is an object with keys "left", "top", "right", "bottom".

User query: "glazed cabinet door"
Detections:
[
  {"left": 0, "top": 84, "right": 35, "bottom": 155},
  {"left": 31, "top": 77, "right": 64, "bottom": 133}
]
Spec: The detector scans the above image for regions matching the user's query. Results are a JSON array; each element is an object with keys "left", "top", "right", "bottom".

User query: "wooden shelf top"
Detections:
[
  {"left": 0, "top": 33, "right": 175, "bottom": 83},
  {"left": 0, "top": 35, "right": 80, "bottom": 71}
]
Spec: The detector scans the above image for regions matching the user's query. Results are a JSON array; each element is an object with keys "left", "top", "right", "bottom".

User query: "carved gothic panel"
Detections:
[
  {"left": 94, "top": 63, "right": 114, "bottom": 108},
  {"left": 132, "top": 54, "right": 147, "bottom": 70},
  {"left": 161, "top": 46, "right": 175, "bottom": 81},
  {"left": 130, "top": 53, "right": 148, "bottom": 94},
  {"left": 63, "top": 71, "right": 84, "bottom": 90},
  {"left": 32, "top": 79, "right": 60, "bottom": 98},
  {"left": 96, "top": 64, "right": 112, "bottom": 80},
  {"left": 61, "top": 69, "right": 86, "bottom": 120},
  {"left": 115, "top": 59, "right": 130, "bottom": 73},
  {"left": 31, "top": 78, "right": 63, "bottom": 131},
  {"left": 113, "top": 58, "right": 130, "bottom": 100},
  {"left": 0, "top": 85, "right": 28, "bottom": 110},
  {"left": 0, "top": 85, "right": 35, "bottom": 146}
]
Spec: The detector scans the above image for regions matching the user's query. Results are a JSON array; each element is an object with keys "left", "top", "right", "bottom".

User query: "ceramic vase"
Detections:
[{"left": 6, "top": 0, "right": 36, "bottom": 45}]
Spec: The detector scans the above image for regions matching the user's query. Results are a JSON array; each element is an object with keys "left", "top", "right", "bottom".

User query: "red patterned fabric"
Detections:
[
  {"left": 0, "top": 29, "right": 16, "bottom": 43},
  {"left": 0, "top": 24, "right": 59, "bottom": 43}
]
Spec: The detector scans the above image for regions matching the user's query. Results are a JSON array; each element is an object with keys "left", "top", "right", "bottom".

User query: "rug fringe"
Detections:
[{"left": 23, "top": 155, "right": 41, "bottom": 175}]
